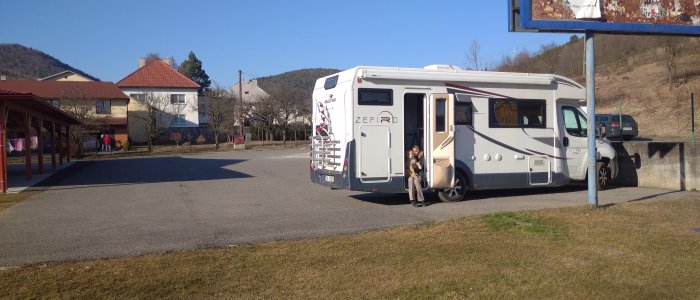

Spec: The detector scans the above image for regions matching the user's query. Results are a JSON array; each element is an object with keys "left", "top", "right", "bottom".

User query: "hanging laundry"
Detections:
[
  {"left": 31, "top": 136, "right": 38, "bottom": 150},
  {"left": 13, "top": 138, "right": 24, "bottom": 152}
]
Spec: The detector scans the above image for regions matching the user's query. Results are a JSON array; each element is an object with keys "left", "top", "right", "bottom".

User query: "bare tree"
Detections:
[
  {"left": 265, "top": 81, "right": 305, "bottom": 146},
  {"left": 202, "top": 86, "right": 236, "bottom": 149},
  {"left": 58, "top": 87, "right": 103, "bottom": 156},
  {"left": 246, "top": 95, "right": 279, "bottom": 143},
  {"left": 662, "top": 36, "right": 683, "bottom": 89},
  {"left": 538, "top": 42, "right": 560, "bottom": 74},
  {"left": 466, "top": 39, "right": 481, "bottom": 71},
  {"left": 132, "top": 91, "right": 187, "bottom": 152},
  {"left": 145, "top": 52, "right": 161, "bottom": 64},
  {"left": 295, "top": 105, "right": 312, "bottom": 141}
]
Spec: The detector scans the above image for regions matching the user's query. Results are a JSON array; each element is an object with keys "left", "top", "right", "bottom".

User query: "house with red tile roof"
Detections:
[
  {"left": 117, "top": 58, "right": 200, "bottom": 143},
  {"left": 0, "top": 80, "right": 130, "bottom": 150}
]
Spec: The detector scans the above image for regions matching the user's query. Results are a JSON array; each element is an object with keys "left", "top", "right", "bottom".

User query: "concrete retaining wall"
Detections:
[{"left": 612, "top": 141, "right": 699, "bottom": 191}]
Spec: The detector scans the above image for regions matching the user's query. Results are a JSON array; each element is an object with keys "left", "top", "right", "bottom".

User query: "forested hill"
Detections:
[
  {"left": 0, "top": 44, "right": 99, "bottom": 81},
  {"left": 256, "top": 68, "right": 339, "bottom": 102}
]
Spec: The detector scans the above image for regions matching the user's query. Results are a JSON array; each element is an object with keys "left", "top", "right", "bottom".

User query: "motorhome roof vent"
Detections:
[{"left": 424, "top": 64, "right": 463, "bottom": 71}]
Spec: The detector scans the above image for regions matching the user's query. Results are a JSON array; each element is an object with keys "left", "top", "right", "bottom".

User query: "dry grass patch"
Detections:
[
  {"left": 0, "top": 191, "right": 37, "bottom": 213},
  {"left": 1, "top": 196, "right": 699, "bottom": 298}
]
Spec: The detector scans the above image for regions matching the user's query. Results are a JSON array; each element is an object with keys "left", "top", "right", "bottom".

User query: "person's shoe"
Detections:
[
  {"left": 411, "top": 200, "right": 420, "bottom": 207},
  {"left": 419, "top": 201, "right": 425, "bottom": 207}
]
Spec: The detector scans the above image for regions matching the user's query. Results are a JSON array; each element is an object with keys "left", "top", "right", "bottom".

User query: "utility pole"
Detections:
[{"left": 238, "top": 69, "right": 243, "bottom": 136}]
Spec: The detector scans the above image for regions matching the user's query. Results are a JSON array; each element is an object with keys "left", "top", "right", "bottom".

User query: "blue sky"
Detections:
[{"left": 1, "top": 0, "right": 574, "bottom": 86}]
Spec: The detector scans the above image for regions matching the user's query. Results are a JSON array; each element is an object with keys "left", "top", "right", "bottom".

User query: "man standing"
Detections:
[{"left": 407, "top": 145, "right": 425, "bottom": 207}]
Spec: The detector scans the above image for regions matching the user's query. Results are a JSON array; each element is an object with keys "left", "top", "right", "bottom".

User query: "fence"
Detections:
[{"left": 597, "top": 92, "right": 697, "bottom": 143}]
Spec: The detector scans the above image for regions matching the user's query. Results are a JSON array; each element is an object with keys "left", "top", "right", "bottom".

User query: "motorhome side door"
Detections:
[{"left": 428, "top": 93, "right": 455, "bottom": 188}]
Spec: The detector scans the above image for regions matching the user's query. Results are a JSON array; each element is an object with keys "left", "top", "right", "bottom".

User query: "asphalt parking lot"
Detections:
[{"left": 0, "top": 147, "right": 692, "bottom": 267}]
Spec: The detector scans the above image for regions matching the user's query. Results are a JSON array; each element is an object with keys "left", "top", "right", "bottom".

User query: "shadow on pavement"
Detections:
[
  {"left": 351, "top": 185, "right": 592, "bottom": 206},
  {"left": 29, "top": 156, "right": 251, "bottom": 191}
]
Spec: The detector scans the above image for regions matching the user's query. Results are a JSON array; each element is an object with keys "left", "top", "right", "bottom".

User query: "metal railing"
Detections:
[{"left": 312, "top": 135, "right": 341, "bottom": 170}]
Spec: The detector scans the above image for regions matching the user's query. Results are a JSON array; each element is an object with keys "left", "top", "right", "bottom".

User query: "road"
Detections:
[{"left": 0, "top": 147, "right": 691, "bottom": 267}]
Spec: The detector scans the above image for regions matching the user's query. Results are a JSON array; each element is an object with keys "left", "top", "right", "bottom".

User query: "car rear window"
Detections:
[{"left": 612, "top": 115, "right": 635, "bottom": 122}]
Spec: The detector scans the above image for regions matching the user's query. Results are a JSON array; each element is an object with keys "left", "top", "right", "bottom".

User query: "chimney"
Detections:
[
  {"left": 161, "top": 57, "right": 172, "bottom": 66},
  {"left": 139, "top": 58, "right": 146, "bottom": 68},
  {"left": 250, "top": 79, "right": 258, "bottom": 86}
]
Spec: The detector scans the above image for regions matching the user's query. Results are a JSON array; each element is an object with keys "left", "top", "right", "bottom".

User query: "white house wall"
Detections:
[{"left": 120, "top": 87, "right": 200, "bottom": 127}]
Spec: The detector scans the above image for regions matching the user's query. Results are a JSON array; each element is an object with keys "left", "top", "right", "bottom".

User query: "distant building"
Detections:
[
  {"left": 39, "top": 70, "right": 94, "bottom": 82},
  {"left": 229, "top": 79, "right": 269, "bottom": 104},
  {"left": 0, "top": 80, "right": 130, "bottom": 148},
  {"left": 229, "top": 79, "right": 309, "bottom": 134},
  {"left": 117, "top": 58, "right": 200, "bottom": 143},
  {"left": 228, "top": 79, "right": 270, "bottom": 130}
]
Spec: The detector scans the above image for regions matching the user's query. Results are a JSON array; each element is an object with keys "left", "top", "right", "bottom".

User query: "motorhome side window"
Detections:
[
  {"left": 358, "top": 88, "right": 393, "bottom": 106},
  {"left": 455, "top": 102, "right": 473, "bottom": 126},
  {"left": 562, "top": 106, "right": 588, "bottom": 137},
  {"left": 488, "top": 99, "right": 546, "bottom": 128}
]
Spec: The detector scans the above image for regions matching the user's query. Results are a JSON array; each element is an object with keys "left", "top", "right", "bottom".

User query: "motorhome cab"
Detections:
[{"left": 310, "top": 65, "right": 617, "bottom": 202}]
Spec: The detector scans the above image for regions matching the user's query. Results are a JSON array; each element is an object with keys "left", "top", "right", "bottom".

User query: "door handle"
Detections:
[{"left": 563, "top": 137, "right": 569, "bottom": 147}]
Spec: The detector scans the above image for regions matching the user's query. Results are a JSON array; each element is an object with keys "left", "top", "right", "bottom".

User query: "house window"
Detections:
[
  {"left": 170, "top": 94, "right": 186, "bottom": 104},
  {"left": 46, "top": 99, "right": 60, "bottom": 107},
  {"left": 489, "top": 99, "right": 546, "bottom": 128},
  {"left": 130, "top": 93, "right": 145, "bottom": 101},
  {"left": 96, "top": 100, "right": 111, "bottom": 114},
  {"left": 173, "top": 114, "right": 187, "bottom": 125}
]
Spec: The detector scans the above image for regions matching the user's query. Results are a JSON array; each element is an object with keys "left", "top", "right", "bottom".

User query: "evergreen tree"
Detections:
[{"left": 178, "top": 51, "right": 211, "bottom": 93}]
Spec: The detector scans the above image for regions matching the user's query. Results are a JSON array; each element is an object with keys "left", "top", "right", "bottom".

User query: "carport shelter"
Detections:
[{"left": 0, "top": 89, "right": 81, "bottom": 193}]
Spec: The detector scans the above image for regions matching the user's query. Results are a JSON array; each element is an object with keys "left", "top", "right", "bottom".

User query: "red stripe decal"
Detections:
[{"left": 445, "top": 83, "right": 514, "bottom": 99}]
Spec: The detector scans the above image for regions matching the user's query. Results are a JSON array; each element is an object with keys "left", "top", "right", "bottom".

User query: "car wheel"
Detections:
[
  {"left": 438, "top": 171, "right": 468, "bottom": 202},
  {"left": 596, "top": 162, "right": 611, "bottom": 191}
]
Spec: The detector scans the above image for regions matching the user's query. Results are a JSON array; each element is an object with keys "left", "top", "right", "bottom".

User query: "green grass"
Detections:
[
  {"left": 1, "top": 196, "right": 699, "bottom": 299},
  {"left": 482, "top": 211, "right": 570, "bottom": 239}
]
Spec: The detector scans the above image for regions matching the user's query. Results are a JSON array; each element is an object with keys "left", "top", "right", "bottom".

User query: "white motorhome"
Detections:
[{"left": 310, "top": 66, "right": 617, "bottom": 202}]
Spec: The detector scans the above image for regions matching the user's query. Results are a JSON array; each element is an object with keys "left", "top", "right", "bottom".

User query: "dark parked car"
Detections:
[{"left": 595, "top": 114, "right": 639, "bottom": 140}]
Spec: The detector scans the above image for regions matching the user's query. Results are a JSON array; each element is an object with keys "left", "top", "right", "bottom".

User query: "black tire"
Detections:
[
  {"left": 596, "top": 161, "right": 611, "bottom": 191},
  {"left": 437, "top": 171, "right": 468, "bottom": 202}
]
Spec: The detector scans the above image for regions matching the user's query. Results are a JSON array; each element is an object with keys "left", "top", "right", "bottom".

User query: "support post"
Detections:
[
  {"left": 66, "top": 126, "right": 71, "bottom": 162},
  {"left": 0, "top": 102, "right": 6, "bottom": 193},
  {"left": 24, "top": 113, "right": 32, "bottom": 181},
  {"left": 692, "top": 93, "right": 695, "bottom": 145},
  {"left": 59, "top": 125, "right": 64, "bottom": 165},
  {"left": 238, "top": 69, "right": 243, "bottom": 136},
  {"left": 618, "top": 98, "right": 623, "bottom": 142},
  {"left": 37, "top": 117, "right": 44, "bottom": 175},
  {"left": 51, "top": 122, "right": 56, "bottom": 170},
  {"left": 585, "top": 31, "right": 598, "bottom": 207}
]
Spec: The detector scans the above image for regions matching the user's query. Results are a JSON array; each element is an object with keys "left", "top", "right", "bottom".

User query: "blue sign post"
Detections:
[{"left": 585, "top": 32, "right": 597, "bottom": 207}]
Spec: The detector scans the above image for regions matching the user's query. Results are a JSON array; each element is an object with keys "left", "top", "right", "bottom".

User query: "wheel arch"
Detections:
[{"left": 454, "top": 160, "right": 474, "bottom": 190}]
